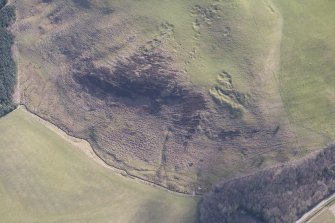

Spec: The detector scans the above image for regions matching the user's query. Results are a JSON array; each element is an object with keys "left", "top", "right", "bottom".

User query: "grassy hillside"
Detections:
[
  {"left": 0, "top": 108, "right": 197, "bottom": 223},
  {"left": 13, "top": 0, "right": 301, "bottom": 194},
  {"left": 4, "top": 0, "right": 335, "bottom": 222},
  {"left": 275, "top": 0, "right": 335, "bottom": 150},
  {"left": 200, "top": 1, "right": 335, "bottom": 220}
]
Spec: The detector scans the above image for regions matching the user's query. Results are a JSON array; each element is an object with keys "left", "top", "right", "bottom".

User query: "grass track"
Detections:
[{"left": 0, "top": 108, "right": 197, "bottom": 223}]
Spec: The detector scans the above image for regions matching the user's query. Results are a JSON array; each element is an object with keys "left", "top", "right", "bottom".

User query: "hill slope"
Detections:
[
  {"left": 199, "top": 1, "right": 335, "bottom": 222},
  {"left": 275, "top": 0, "right": 335, "bottom": 150},
  {"left": 12, "top": 0, "right": 292, "bottom": 194}
]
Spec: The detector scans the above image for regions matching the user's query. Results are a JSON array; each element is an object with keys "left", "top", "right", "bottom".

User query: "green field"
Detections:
[{"left": 0, "top": 108, "right": 197, "bottom": 223}]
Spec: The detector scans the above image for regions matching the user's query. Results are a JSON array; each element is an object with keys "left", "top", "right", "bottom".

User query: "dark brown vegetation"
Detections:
[
  {"left": 72, "top": 51, "right": 207, "bottom": 131},
  {"left": 200, "top": 143, "right": 335, "bottom": 223},
  {"left": 59, "top": 48, "right": 214, "bottom": 192}
]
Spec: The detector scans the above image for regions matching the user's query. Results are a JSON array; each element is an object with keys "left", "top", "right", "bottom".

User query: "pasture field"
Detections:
[{"left": 0, "top": 108, "right": 197, "bottom": 223}]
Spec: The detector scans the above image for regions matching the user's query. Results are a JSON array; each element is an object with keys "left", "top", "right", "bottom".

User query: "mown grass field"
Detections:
[{"left": 0, "top": 108, "right": 197, "bottom": 223}]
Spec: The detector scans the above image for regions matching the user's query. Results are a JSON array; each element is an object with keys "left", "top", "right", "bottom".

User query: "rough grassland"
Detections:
[{"left": 0, "top": 108, "right": 197, "bottom": 223}]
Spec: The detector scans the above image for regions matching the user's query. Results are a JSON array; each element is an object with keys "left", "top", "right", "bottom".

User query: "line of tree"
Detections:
[
  {"left": 0, "top": 0, "right": 16, "bottom": 116},
  {"left": 200, "top": 143, "right": 335, "bottom": 223}
]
